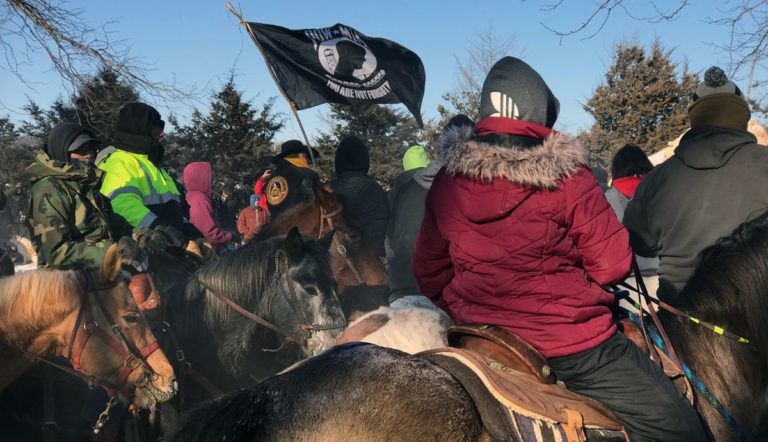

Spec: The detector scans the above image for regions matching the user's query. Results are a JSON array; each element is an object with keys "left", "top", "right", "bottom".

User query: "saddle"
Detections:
[{"left": 434, "top": 325, "right": 623, "bottom": 430}]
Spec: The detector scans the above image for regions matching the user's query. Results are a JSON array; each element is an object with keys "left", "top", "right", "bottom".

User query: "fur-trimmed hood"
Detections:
[{"left": 438, "top": 125, "right": 589, "bottom": 189}]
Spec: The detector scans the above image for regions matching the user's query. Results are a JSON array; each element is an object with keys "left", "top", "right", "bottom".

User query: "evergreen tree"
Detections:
[
  {"left": 72, "top": 68, "right": 140, "bottom": 144},
  {"left": 580, "top": 40, "right": 698, "bottom": 171},
  {"left": 19, "top": 68, "right": 140, "bottom": 146},
  {"left": 314, "top": 103, "right": 426, "bottom": 187},
  {"left": 165, "top": 76, "right": 283, "bottom": 204}
]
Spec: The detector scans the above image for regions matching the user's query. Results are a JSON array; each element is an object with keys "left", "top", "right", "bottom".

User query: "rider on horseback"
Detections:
[
  {"left": 412, "top": 57, "right": 711, "bottom": 441},
  {"left": 26, "top": 123, "right": 134, "bottom": 270}
]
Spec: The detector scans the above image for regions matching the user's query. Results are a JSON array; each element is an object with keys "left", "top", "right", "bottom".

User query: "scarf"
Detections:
[
  {"left": 475, "top": 116, "right": 560, "bottom": 139},
  {"left": 613, "top": 176, "right": 643, "bottom": 198},
  {"left": 285, "top": 157, "right": 310, "bottom": 169}
]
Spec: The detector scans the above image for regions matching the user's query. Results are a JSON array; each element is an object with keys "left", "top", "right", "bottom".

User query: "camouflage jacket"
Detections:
[{"left": 26, "top": 151, "right": 133, "bottom": 270}]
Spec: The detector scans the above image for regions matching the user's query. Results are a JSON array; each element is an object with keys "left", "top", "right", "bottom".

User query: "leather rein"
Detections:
[
  {"left": 1, "top": 270, "right": 161, "bottom": 395},
  {"left": 318, "top": 205, "right": 366, "bottom": 286},
  {"left": 201, "top": 251, "right": 347, "bottom": 351},
  {"left": 67, "top": 270, "right": 160, "bottom": 394}
]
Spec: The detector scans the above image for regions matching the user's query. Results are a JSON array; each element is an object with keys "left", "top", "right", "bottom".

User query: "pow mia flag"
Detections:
[{"left": 245, "top": 22, "right": 426, "bottom": 127}]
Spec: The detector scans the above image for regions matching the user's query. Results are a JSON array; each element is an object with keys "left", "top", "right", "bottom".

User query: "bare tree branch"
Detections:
[
  {"left": 0, "top": 0, "right": 197, "bottom": 105},
  {"left": 539, "top": 0, "right": 688, "bottom": 43}
]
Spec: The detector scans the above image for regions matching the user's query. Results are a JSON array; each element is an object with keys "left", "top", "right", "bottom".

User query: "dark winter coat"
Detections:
[
  {"left": 331, "top": 171, "right": 390, "bottom": 257},
  {"left": 264, "top": 159, "right": 319, "bottom": 219},
  {"left": 412, "top": 127, "right": 632, "bottom": 358},
  {"left": 183, "top": 162, "right": 232, "bottom": 248},
  {"left": 387, "top": 160, "right": 442, "bottom": 301},
  {"left": 624, "top": 126, "right": 768, "bottom": 302}
]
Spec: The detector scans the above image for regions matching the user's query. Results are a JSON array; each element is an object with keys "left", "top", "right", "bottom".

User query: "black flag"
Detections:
[{"left": 245, "top": 22, "right": 426, "bottom": 127}]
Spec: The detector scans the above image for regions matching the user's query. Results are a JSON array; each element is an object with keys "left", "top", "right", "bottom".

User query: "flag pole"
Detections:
[{"left": 225, "top": 3, "right": 318, "bottom": 169}]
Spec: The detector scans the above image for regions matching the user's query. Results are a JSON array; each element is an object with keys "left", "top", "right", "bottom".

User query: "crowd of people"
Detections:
[{"left": 7, "top": 54, "right": 766, "bottom": 440}]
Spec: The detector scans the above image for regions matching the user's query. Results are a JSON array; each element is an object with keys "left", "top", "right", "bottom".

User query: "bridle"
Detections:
[
  {"left": 202, "top": 250, "right": 347, "bottom": 352},
  {"left": 318, "top": 205, "right": 366, "bottom": 286},
  {"left": 67, "top": 270, "right": 161, "bottom": 394}
]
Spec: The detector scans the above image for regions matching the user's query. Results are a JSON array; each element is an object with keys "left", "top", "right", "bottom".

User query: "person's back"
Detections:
[
  {"left": 330, "top": 136, "right": 389, "bottom": 257},
  {"left": 264, "top": 140, "right": 320, "bottom": 219},
  {"left": 413, "top": 57, "right": 710, "bottom": 441},
  {"left": 388, "top": 116, "right": 474, "bottom": 305},
  {"left": 624, "top": 67, "right": 768, "bottom": 303},
  {"left": 183, "top": 162, "right": 232, "bottom": 249},
  {"left": 604, "top": 143, "right": 658, "bottom": 276}
]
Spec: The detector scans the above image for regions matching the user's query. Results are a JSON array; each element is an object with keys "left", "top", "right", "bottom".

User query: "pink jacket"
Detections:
[{"left": 183, "top": 162, "right": 232, "bottom": 247}]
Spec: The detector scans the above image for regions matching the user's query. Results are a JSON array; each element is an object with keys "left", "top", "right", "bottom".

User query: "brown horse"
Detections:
[
  {"left": 258, "top": 186, "right": 389, "bottom": 319},
  {"left": 0, "top": 244, "right": 177, "bottom": 409}
]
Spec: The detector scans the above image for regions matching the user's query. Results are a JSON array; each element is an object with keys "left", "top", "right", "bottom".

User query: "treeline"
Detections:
[{"left": 5, "top": 39, "right": 743, "bottom": 206}]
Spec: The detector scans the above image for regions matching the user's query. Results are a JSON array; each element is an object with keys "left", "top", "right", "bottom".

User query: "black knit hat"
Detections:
[
  {"left": 693, "top": 66, "right": 743, "bottom": 101},
  {"left": 335, "top": 136, "right": 370, "bottom": 174},
  {"left": 272, "top": 139, "right": 320, "bottom": 163},
  {"left": 479, "top": 57, "right": 560, "bottom": 128}
]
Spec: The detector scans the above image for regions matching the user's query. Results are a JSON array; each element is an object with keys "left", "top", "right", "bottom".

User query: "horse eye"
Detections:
[
  {"left": 122, "top": 315, "right": 140, "bottom": 323},
  {"left": 304, "top": 286, "right": 320, "bottom": 296}
]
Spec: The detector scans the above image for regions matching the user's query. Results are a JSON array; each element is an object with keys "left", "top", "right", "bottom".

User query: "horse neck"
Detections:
[
  {"left": 663, "top": 309, "right": 767, "bottom": 439},
  {"left": 0, "top": 271, "right": 80, "bottom": 357}
]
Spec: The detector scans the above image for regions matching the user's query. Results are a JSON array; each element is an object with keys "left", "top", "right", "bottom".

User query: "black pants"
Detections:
[{"left": 548, "top": 332, "right": 712, "bottom": 442}]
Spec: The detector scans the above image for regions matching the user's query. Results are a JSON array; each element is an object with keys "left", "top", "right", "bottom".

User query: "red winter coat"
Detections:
[
  {"left": 183, "top": 162, "right": 232, "bottom": 247},
  {"left": 412, "top": 128, "right": 632, "bottom": 358}
]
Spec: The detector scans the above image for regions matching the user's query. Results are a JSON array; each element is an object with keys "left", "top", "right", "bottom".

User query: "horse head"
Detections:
[
  {"left": 75, "top": 244, "right": 177, "bottom": 408},
  {"left": 259, "top": 186, "right": 389, "bottom": 320},
  {"left": 279, "top": 227, "right": 347, "bottom": 357}
]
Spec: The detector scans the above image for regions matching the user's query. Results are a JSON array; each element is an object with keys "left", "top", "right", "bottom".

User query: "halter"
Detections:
[
  {"left": 202, "top": 250, "right": 347, "bottom": 352},
  {"left": 67, "top": 270, "right": 161, "bottom": 393},
  {"left": 318, "top": 205, "right": 366, "bottom": 286}
]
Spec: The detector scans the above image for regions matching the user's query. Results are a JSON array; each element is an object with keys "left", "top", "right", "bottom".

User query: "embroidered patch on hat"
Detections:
[{"left": 266, "top": 176, "right": 289, "bottom": 206}]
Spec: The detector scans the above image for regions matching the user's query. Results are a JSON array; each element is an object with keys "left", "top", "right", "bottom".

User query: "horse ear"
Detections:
[
  {"left": 318, "top": 230, "right": 335, "bottom": 251},
  {"left": 285, "top": 227, "right": 304, "bottom": 261},
  {"left": 101, "top": 243, "right": 121, "bottom": 282}
]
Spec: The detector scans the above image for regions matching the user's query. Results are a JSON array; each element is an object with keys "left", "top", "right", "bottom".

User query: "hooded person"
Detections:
[
  {"left": 412, "top": 57, "right": 710, "bottom": 440},
  {"left": 624, "top": 66, "right": 768, "bottom": 304},
  {"left": 605, "top": 144, "right": 658, "bottom": 278},
  {"left": 330, "top": 136, "right": 390, "bottom": 257},
  {"left": 97, "top": 102, "right": 199, "bottom": 248},
  {"left": 25, "top": 123, "right": 134, "bottom": 270},
  {"left": 387, "top": 115, "right": 473, "bottom": 308},
  {"left": 237, "top": 193, "right": 269, "bottom": 242},
  {"left": 183, "top": 162, "right": 233, "bottom": 250},
  {"left": 402, "top": 145, "right": 430, "bottom": 171},
  {"left": 262, "top": 140, "right": 320, "bottom": 220}
]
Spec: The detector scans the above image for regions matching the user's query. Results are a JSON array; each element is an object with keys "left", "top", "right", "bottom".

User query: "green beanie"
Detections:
[{"left": 403, "top": 145, "right": 429, "bottom": 171}]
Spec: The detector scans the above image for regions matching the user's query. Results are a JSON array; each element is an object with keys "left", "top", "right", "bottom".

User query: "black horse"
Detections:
[
  {"left": 168, "top": 216, "right": 768, "bottom": 441},
  {"left": 150, "top": 228, "right": 347, "bottom": 428}
]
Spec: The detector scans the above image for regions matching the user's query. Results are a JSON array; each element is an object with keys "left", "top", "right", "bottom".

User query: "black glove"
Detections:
[
  {"left": 153, "top": 224, "right": 189, "bottom": 250},
  {"left": 116, "top": 237, "right": 148, "bottom": 272}
]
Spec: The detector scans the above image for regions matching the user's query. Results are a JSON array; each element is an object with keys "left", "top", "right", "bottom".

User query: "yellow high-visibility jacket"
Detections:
[{"left": 97, "top": 146, "right": 181, "bottom": 228}]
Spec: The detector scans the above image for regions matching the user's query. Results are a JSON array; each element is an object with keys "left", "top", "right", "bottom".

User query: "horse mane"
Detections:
[
  {"left": 678, "top": 211, "right": 768, "bottom": 354},
  {"left": 674, "top": 212, "right": 768, "bottom": 438},
  {"left": 193, "top": 236, "right": 284, "bottom": 327},
  {"left": 0, "top": 269, "right": 79, "bottom": 341}
]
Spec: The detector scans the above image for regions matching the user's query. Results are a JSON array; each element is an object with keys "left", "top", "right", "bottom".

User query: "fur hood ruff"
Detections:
[{"left": 438, "top": 126, "right": 589, "bottom": 189}]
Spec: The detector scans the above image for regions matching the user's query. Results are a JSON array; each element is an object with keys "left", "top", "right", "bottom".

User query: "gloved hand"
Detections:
[
  {"left": 116, "top": 237, "right": 148, "bottom": 272},
  {"left": 153, "top": 224, "right": 189, "bottom": 250}
]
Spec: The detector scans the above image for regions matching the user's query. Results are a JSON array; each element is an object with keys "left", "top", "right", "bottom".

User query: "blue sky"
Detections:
[{"left": 1, "top": 0, "right": 736, "bottom": 144}]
